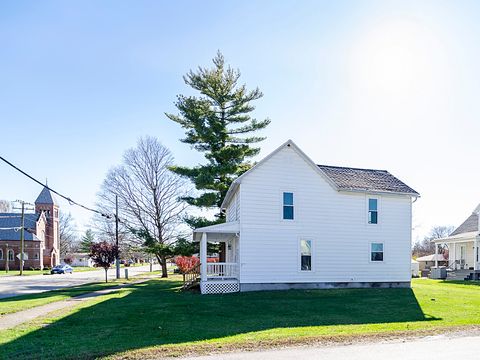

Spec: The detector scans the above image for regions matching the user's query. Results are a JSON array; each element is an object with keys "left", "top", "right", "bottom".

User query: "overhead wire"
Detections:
[{"left": 0, "top": 155, "right": 114, "bottom": 219}]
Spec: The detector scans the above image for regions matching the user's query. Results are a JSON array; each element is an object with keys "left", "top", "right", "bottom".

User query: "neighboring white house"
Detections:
[
  {"left": 192, "top": 140, "right": 420, "bottom": 294},
  {"left": 432, "top": 205, "right": 480, "bottom": 280},
  {"left": 67, "top": 253, "right": 95, "bottom": 267}
]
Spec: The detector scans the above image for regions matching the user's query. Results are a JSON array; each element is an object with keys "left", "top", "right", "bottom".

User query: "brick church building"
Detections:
[{"left": 0, "top": 187, "right": 60, "bottom": 270}]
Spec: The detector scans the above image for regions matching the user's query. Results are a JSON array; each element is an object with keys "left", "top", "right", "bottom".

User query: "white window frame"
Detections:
[
  {"left": 7, "top": 249, "right": 14, "bottom": 262},
  {"left": 370, "top": 242, "right": 385, "bottom": 263},
  {"left": 366, "top": 196, "right": 380, "bottom": 225},
  {"left": 281, "top": 190, "right": 296, "bottom": 221},
  {"left": 298, "top": 238, "right": 314, "bottom": 272},
  {"left": 0, "top": 249, "right": 3, "bottom": 260}
]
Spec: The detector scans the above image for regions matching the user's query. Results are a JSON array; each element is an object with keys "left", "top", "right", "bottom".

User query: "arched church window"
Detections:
[
  {"left": 0, "top": 249, "right": 3, "bottom": 260},
  {"left": 8, "top": 250, "right": 14, "bottom": 261}
]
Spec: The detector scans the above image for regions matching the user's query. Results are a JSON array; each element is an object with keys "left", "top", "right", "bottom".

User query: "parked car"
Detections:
[{"left": 50, "top": 264, "right": 73, "bottom": 274}]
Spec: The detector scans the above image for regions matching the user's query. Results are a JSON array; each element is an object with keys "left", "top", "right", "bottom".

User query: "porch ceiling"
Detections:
[{"left": 193, "top": 221, "right": 239, "bottom": 242}]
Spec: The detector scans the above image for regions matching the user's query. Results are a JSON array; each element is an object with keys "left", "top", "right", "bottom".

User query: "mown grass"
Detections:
[{"left": 0, "top": 278, "right": 478, "bottom": 359}]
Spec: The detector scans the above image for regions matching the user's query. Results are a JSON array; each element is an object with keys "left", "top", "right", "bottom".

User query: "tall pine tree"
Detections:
[{"left": 167, "top": 51, "right": 270, "bottom": 228}]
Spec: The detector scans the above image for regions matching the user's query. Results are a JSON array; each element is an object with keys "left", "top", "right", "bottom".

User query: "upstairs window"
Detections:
[
  {"left": 371, "top": 243, "right": 384, "bottom": 262},
  {"left": 368, "top": 198, "right": 378, "bottom": 224},
  {"left": 283, "top": 192, "right": 294, "bottom": 220},
  {"left": 300, "top": 240, "right": 312, "bottom": 271}
]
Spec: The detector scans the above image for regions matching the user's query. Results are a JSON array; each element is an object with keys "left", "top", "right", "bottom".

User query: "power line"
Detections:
[{"left": 0, "top": 155, "right": 112, "bottom": 218}]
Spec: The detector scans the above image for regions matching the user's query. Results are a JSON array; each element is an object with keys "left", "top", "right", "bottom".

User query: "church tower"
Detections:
[{"left": 35, "top": 187, "right": 60, "bottom": 267}]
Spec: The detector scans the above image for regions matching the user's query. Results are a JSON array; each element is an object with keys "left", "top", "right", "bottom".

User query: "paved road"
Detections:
[
  {"left": 184, "top": 333, "right": 480, "bottom": 360},
  {"left": 0, "top": 264, "right": 159, "bottom": 298}
]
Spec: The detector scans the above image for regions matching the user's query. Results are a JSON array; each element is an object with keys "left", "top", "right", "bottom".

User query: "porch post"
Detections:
[
  {"left": 200, "top": 232, "right": 207, "bottom": 282},
  {"left": 452, "top": 242, "right": 456, "bottom": 270},
  {"left": 474, "top": 239, "right": 478, "bottom": 271},
  {"left": 434, "top": 242, "right": 438, "bottom": 268}
]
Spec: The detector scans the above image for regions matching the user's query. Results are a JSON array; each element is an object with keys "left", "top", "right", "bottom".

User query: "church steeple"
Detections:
[
  {"left": 35, "top": 186, "right": 59, "bottom": 267},
  {"left": 35, "top": 187, "right": 57, "bottom": 206}
]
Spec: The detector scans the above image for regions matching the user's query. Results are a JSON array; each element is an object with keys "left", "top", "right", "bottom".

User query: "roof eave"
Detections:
[{"left": 338, "top": 188, "right": 420, "bottom": 197}]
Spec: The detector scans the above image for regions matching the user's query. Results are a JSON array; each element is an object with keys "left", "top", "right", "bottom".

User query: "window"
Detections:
[
  {"left": 34, "top": 253, "right": 39, "bottom": 260},
  {"left": 300, "top": 240, "right": 312, "bottom": 271},
  {"left": 0, "top": 249, "right": 3, "bottom": 260},
  {"left": 8, "top": 250, "right": 14, "bottom": 262},
  {"left": 371, "top": 243, "right": 384, "bottom": 262},
  {"left": 368, "top": 198, "right": 378, "bottom": 224},
  {"left": 283, "top": 192, "right": 294, "bottom": 220}
]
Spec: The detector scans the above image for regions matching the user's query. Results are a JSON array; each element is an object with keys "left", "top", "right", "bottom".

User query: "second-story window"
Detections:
[
  {"left": 368, "top": 198, "right": 378, "bottom": 224},
  {"left": 283, "top": 192, "right": 294, "bottom": 220}
]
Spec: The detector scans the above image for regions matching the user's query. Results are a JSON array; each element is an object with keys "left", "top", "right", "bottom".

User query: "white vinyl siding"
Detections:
[
  {"left": 225, "top": 189, "right": 240, "bottom": 222},
  {"left": 238, "top": 145, "right": 412, "bottom": 284}
]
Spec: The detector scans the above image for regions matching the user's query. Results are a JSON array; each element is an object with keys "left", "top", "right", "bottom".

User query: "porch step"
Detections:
[{"left": 446, "top": 269, "right": 476, "bottom": 281}]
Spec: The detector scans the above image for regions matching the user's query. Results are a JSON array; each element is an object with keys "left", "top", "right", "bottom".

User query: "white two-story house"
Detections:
[{"left": 193, "top": 140, "right": 420, "bottom": 294}]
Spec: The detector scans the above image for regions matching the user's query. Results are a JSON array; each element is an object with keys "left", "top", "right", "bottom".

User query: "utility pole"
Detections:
[
  {"left": 13, "top": 200, "right": 34, "bottom": 276},
  {"left": 115, "top": 195, "right": 120, "bottom": 279}
]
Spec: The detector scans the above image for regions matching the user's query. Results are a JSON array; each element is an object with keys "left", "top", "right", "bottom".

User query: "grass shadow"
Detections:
[{"left": 0, "top": 278, "right": 437, "bottom": 359}]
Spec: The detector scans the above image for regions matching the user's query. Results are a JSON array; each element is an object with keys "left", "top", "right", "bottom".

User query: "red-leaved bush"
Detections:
[{"left": 175, "top": 256, "right": 200, "bottom": 273}]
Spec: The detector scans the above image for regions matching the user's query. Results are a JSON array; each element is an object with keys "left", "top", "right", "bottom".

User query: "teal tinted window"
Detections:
[
  {"left": 283, "top": 206, "right": 294, "bottom": 220},
  {"left": 300, "top": 240, "right": 312, "bottom": 271},
  {"left": 283, "top": 192, "right": 293, "bottom": 206},
  {"left": 368, "top": 198, "right": 378, "bottom": 224},
  {"left": 371, "top": 243, "right": 384, "bottom": 261},
  {"left": 283, "top": 192, "right": 294, "bottom": 220}
]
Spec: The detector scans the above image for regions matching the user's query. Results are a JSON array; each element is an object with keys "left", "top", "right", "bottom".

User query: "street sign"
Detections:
[{"left": 16, "top": 253, "right": 28, "bottom": 260}]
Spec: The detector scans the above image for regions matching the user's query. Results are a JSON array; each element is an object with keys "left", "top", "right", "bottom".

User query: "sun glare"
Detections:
[{"left": 349, "top": 18, "right": 449, "bottom": 98}]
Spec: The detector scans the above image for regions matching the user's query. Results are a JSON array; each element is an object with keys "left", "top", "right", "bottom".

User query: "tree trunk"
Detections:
[
  {"left": 105, "top": 268, "right": 108, "bottom": 283},
  {"left": 160, "top": 255, "right": 168, "bottom": 278}
]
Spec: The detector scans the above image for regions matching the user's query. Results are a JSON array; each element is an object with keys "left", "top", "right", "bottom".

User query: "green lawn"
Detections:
[{"left": 0, "top": 278, "right": 479, "bottom": 359}]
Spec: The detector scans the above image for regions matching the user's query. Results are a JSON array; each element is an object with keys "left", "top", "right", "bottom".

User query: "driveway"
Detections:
[
  {"left": 0, "top": 264, "right": 159, "bottom": 298},
  {"left": 184, "top": 332, "right": 480, "bottom": 360}
]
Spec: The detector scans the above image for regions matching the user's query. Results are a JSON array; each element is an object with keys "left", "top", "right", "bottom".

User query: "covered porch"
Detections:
[
  {"left": 433, "top": 232, "right": 480, "bottom": 280},
  {"left": 193, "top": 221, "right": 240, "bottom": 294}
]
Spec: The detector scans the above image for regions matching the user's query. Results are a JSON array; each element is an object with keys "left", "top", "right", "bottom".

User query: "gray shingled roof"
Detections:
[
  {"left": 0, "top": 213, "right": 40, "bottom": 241},
  {"left": 317, "top": 165, "right": 419, "bottom": 195},
  {"left": 450, "top": 213, "right": 479, "bottom": 236},
  {"left": 35, "top": 187, "right": 57, "bottom": 205}
]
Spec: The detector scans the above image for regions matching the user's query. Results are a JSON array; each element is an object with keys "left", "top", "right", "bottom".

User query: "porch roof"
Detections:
[
  {"left": 432, "top": 231, "right": 478, "bottom": 244},
  {"left": 193, "top": 221, "right": 239, "bottom": 242}
]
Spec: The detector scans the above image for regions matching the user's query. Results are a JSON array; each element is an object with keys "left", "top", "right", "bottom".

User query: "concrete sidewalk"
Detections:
[{"left": 0, "top": 277, "right": 153, "bottom": 331}]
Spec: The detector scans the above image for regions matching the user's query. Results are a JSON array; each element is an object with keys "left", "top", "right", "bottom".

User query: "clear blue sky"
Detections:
[{"left": 1, "top": 0, "right": 480, "bottom": 241}]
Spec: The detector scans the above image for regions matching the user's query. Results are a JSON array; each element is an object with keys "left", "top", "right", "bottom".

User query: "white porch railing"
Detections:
[{"left": 206, "top": 262, "right": 239, "bottom": 279}]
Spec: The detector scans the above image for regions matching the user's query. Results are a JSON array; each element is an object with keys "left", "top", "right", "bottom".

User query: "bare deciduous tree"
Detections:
[
  {"left": 97, "top": 136, "right": 189, "bottom": 277},
  {"left": 412, "top": 225, "right": 454, "bottom": 258},
  {"left": 59, "top": 212, "right": 79, "bottom": 257},
  {"left": 0, "top": 200, "right": 11, "bottom": 213}
]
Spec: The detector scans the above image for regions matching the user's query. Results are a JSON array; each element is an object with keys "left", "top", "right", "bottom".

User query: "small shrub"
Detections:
[{"left": 174, "top": 256, "right": 200, "bottom": 273}]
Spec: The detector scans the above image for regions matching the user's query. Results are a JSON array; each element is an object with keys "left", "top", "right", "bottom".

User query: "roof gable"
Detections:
[
  {"left": 220, "top": 139, "right": 420, "bottom": 209},
  {"left": 450, "top": 212, "right": 479, "bottom": 236}
]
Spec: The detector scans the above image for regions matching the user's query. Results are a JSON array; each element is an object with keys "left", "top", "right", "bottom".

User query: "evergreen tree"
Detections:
[
  {"left": 167, "top": 51, "right": 270, "bottom": 228},
  {"left": 80, "top": 229, "right": 95, "bottom": 252}
]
